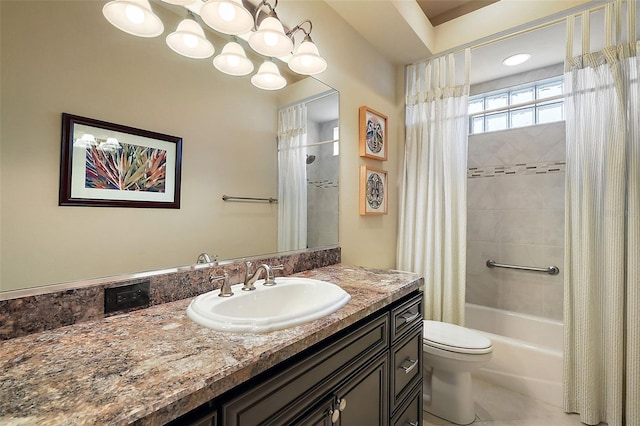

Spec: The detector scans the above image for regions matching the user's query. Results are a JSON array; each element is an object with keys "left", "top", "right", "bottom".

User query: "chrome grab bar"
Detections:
[
  {"left": 486, "top": 259, "right": 559, "bottom": 275},
  {"left": 222, "top": 195, "right": 278, "bottom": 203}
]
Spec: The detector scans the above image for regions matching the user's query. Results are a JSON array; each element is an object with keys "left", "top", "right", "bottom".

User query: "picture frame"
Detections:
[
  {"left": 359, "top": 106, "right": 388, "bottom": 161},
  {"left": 59, "top": 113, "right": 182, "bottom": 208},
  {"left": 359, "top": 165, "right": 388, "bottom": 215}
]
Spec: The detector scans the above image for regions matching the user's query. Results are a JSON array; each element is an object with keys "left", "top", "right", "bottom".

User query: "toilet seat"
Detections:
[{"left": 423, "top": 320, "right": 492, "bottom": 355}]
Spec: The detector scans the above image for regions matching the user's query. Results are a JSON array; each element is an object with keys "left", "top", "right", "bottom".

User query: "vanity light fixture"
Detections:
[
  {"left": 251, "top": 60, "right": 286, "bottom": 90},
  {"left": 287, "top": 20, "right": 327, "bottom": 75},
  {"left": 102, "top": 0, "right": 328, "bottom": 90},
  {"left": 166, "top": 13, "right": 215, "bottom": 59},
  {"left": 503, "top": 53, "right": 531, "bottom": 66},
  {"left": 248, "top": 0, "right": 293, "bottom": 58},
  {"left": 200, "top": 0, "right": 254, "bottom": 36},
  {"left": 102, "top": 0, "right": 164, "bottom": 38},
  {"left": 213, "top": 40, "right": 254, "bottom": 76}
]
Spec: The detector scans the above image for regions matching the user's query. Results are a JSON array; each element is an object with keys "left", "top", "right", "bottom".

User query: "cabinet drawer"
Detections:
[
  {"left": 390, "top": 324, "right": 422, "bottom": 414},
  {"left": 221, "top": 312, "right": 389, "bottom": 426},
  {"left": 391, "top": 382, "right": 422, "bottom": 426},
  {"left": 391, "top": 293, "right": 423, "bottom": 342}
]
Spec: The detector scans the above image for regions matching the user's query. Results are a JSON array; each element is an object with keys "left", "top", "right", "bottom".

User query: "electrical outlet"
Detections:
[{"left": 104, "top": 280, "right": 150, "bottom": 314}]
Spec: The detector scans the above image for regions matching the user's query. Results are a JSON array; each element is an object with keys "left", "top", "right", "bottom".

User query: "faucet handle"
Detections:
[
  {"left": 263, "top": 264, "right": 284, "bottom": 287},
  {"left": 211, "top": 272, "right": 232, "bottom": 297}
]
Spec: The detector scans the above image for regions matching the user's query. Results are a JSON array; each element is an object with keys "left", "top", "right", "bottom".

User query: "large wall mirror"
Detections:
[{"left": 0, "top": 1, "right": 339, "bottom": 293}]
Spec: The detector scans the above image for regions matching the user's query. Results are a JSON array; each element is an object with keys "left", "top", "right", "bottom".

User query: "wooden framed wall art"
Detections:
[
  {"left": 360, "top": 165, "right": 388, "bottom": 215},
  {"left": 59, "top": 113, "right": 182, "bottom": 208},
  {"left": 359, "top": 106, "right": 388, "bottom": 161}
]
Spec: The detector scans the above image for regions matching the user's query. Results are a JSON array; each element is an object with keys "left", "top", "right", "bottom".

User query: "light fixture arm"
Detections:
[
  {"left": 253, "top": 0, "right": 279, "bottom": 31},
  {"left": 287, "top": 19, "right": 313, "bottom": 43}
]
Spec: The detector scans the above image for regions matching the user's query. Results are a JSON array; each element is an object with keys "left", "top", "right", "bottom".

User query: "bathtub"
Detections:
[{"left": 464, "top": 303, "right": 564, "bottom": 407}]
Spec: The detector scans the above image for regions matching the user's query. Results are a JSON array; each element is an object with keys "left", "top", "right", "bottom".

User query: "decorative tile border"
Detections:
[
  {"left": 468, "top": 161, "right": 566, "bottom": 178},
  {"left": 308, "top": 179, "right": 339, "bottom": 188},
  {"left": 0, "top": 247, "right": 341, "bottom": 340}
]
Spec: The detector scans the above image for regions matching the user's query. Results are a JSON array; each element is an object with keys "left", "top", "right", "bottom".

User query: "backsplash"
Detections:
[{"left": 0, "top": 247, "right": 341, "bottom": 340}]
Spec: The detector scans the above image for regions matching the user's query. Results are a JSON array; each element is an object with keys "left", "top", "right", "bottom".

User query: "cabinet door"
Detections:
[
  {"left": 221, "top": 313, "right": 389, "bottom": 426},
  {"left": 335, "top": 352, "right": 389, "bottom": 426},
  {"left": 293, "top": 398, "right": 336, "bottom": 426}
]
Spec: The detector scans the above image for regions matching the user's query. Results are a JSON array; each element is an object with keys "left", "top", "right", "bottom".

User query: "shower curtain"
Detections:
[
  {"left": 277, "top": 103, "right": 307, "bottom": 252},
  {"left": 397, "top": 51, "right": 470, "bottom": 324},
  {"left": 563, "top": 2, "right": 639, "bottom": 425}
]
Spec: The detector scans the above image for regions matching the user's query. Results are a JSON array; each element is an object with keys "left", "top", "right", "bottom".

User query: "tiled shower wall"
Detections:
[
  {"left": 466, "top": 121, "right": 565, "bottom": 320},
  {"left": 307, "top": 119, "right": 339, "bottom": 248}
]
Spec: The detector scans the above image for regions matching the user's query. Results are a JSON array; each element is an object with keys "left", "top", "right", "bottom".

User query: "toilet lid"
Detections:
[{"left": 423, "top": 320, "right": 493, "bottom": 354}]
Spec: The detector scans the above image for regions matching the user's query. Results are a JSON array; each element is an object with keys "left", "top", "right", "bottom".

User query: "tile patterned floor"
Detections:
[{"left": 423, "top": 379, "right": 606, "bottom": 426}]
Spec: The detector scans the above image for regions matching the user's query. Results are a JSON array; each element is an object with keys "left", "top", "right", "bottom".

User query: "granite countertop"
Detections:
[{"left": 0, "top": 264, "right": 423, "bottom": 425}]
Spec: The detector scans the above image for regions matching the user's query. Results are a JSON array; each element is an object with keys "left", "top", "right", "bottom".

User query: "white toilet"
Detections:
[{"left": 422, "top": 320, "right": 493, "bottom": 425}]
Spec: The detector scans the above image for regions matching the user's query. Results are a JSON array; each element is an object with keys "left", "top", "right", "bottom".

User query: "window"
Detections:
[{"left": 468, "top": 77, "right": 564, "bottom": 134}]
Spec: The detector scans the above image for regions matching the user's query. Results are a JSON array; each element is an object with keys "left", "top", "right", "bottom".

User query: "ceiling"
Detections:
[
  {"left": 325, "top": 0, "right": 606, "bottom": 85},
  {"left": 416, "top": 0, "right": 499, "bottom": 26}
]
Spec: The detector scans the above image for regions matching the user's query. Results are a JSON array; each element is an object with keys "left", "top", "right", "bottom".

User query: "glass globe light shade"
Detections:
[
  {"left": 200, "top": 0, "right": 253, "bottom": 35},
  {"left": 288, "top": 40, "right": 327, "bottom": 75},
  {"left": 213, "top": 42, "right": 254, "bottom": 76},
  {"left": 251, "top": 61, "right": 286, "bottom": 90},
  {"left": 248, "top": 17, "right": 293, "bottom": 57},
  {"left": 102, "top": 0, "right": 164, "bottom": 38},
  {"left": 166, "top": 19, "right": 215, "bottom": 59}
]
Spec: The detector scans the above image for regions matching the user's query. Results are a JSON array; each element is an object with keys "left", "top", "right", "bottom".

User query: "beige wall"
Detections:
[
  {"left": 277, "top": 0, "right": 404, "bottom": 271},
  {"left": 0, "top": 0, "right": 403, "bottom": 292}
]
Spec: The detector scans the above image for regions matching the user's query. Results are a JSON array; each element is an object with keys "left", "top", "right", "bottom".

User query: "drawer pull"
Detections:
[
  {"left": 406, "top": 422, "right": 419, "bottom": 426},
  {"left": 399, "top": 311, "right": 420, "bottom": 324},
  {"left": 399, "top": 358, "right": 419, "bottom": 374}
]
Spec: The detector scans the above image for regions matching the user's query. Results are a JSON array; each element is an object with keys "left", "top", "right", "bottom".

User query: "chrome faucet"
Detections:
[
  {"left": 197, "top": 253, "right": 218, "bottom": 265},
  {"left": 243, "top": 261, "right": 284, "bottom": 291}
]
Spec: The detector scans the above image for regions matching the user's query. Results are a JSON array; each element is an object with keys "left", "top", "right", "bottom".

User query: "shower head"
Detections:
[{"left": 306, "top": 154, "right": 316, "bottom": 164}]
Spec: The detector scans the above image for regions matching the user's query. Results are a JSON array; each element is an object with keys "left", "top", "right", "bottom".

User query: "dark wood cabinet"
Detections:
[
  {"left": 170, "top": 291, "right": 423, "bottom": 426},
  {"left": 389, "top": 294, "right": 423, "bottom": 417},
  {"left": 391, "top": 382, "right": 422, "bottom": 426}
]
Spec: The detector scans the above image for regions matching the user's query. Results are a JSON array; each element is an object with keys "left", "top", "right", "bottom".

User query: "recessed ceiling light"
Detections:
[{"left": 503, "top": 53, "right": 531, "bottom": 66}]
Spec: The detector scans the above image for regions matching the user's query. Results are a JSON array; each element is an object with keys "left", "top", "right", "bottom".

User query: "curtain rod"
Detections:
[{"left": 410, "top": 0, "right": 611, "bottom": 65}]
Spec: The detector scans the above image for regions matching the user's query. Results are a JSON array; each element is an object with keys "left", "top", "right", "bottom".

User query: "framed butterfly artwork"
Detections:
[
  {"left": 359, "top": 106, "right": 388, "bottom": 161},
  {"left": 359, "top": 165, "right": 388, "bottom": 215}
]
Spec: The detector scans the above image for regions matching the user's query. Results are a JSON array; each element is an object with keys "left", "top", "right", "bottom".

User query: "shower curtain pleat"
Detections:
[
  {"left": 563, "top": 3, "right": 639, "bottom": 424},
  {"left": 398, "top": 51, "right": 469, "bottom": 324},
  {"left": 625, "top": 44, "right": 639, "bottom": 426},
  {"left": 277, "top": 104, "right": 308, "bottom": 252}
]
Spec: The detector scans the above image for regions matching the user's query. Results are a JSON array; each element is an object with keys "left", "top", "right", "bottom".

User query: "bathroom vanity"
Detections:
[{"left": 0, "top": 264, "right": 423, "bottom": 425}]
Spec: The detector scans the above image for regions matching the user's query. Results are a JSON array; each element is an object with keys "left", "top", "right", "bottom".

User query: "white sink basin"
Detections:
[{"left": 186, "top": 277, "right": 351, "bottom": 333}]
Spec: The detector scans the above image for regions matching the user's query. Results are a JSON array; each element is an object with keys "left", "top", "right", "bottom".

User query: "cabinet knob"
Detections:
[
  {"left": 330, "top": 409, "right": 340, "bottom": 423},
  {"left": 337, "top": 397, "right": 347, "bottom": 411},
  {"left": 406, "top": 422, "right": 419, "bottom": 426}
]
